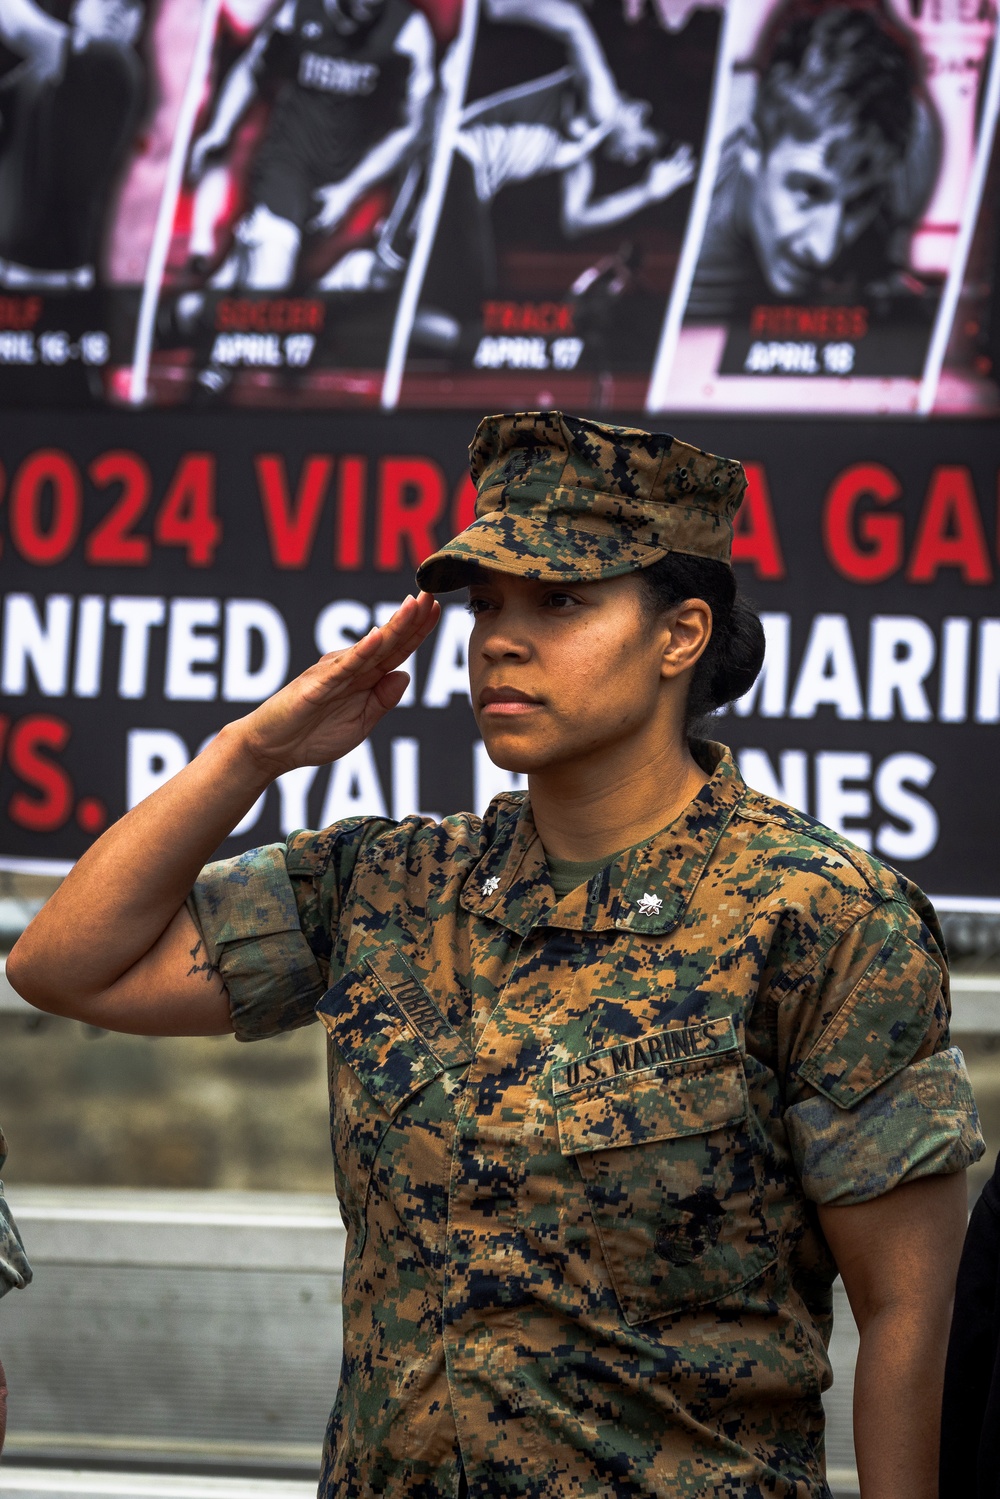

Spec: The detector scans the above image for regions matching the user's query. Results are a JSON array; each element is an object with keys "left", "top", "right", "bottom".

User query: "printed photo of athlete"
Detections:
[
  {"left": 654, "top": 0, "right": 1000, "bottom": 409},
  {"left": 687, "top": 1, "right": 939, "bottom": 319},
  {"left": 187, "top": 0, "right": 434, "bottom": 294},
  {"left": 450, "top": 14, "right": 695, "bottom": 244},
  {"left": 406, "top": 0, "right": 724, "bottom": 409},
  {"left": 0, "top": 0, "right": 145, "bottom": 289}
]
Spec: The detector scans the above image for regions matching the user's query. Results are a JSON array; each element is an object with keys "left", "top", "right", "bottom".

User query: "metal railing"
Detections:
[{"left": 0, "top": 1185, "right": 862, "bottom": 1499}]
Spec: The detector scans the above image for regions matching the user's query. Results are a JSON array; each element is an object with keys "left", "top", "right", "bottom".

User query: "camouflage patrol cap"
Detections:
[{"left": 415, "top": 410, "right": 747, "bottom": 593}]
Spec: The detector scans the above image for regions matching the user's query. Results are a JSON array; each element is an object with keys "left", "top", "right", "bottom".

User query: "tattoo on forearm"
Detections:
[{"left": 187, "top": 937, "right": 220, "bottom": 983}]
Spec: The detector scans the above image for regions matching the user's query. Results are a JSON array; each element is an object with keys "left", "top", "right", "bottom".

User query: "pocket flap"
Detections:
[
  {"left": 798, "top": 930, "right": 941, "bottom": 1109},
  {"left": 364, "top": 948, "right": 473, "bottom": 1071},
  {"left": 552, "top": 1017, "right": 746, "bottom": 1156},
  {"left": 317, "top": 950, "right": 471, "bottom": 1115}
]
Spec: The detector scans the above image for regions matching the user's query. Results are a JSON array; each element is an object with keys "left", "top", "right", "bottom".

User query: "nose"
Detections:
[
  {"left": 476, "top": 612, "right": 531, "bottom": 664},
  {"left": 799, "top": 202, "right": 845, "bottom": 268}
]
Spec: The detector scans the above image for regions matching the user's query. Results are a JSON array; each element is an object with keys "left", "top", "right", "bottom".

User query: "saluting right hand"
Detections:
[{"left": 234, "top": 592, "right": 440, "bottom": 781}]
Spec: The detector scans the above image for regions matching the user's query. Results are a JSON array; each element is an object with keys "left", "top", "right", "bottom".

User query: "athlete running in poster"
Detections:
[{"left": 451, "top": 3, "right": 695, "bottom": 242}]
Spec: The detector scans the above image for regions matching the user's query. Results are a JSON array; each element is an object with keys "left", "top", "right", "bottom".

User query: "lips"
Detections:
[
  {"left": 479, "top": 686, "right": 542, "bottom": 713},
  {"left": 480, "top": 687, "right": 538, "bottom": 704}
]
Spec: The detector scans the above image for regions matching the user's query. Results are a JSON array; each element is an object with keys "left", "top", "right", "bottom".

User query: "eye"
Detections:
[
  {"left": 465, "top": 596, "right": 496, "bottom": 617},
  {"left": 785, "top": 173, "right": 831, "bottom": 209},
  {"left": 543, "top": 590, "right": 582, "bottom": 610}
]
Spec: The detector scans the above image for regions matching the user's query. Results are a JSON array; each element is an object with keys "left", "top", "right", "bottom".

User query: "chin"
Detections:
[
  {"left": 765, "top": 257, "right": 813, "bottom": 298},
  {"left": 479, "top": 739, "right": 543, "bottom": 775},
  {"left": 477, "top": 728, "right": 559, "bottom": 777}
]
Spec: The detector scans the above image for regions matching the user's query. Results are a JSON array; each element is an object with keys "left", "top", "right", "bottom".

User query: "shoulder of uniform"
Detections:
[
  {"left": 285, "top": 812, "right": 489, "bottom": 899},
  {"left": 284, "top": 820, "right": 386, "bottom": 878},
  {"left": 733, "top": 784, "right": 906, "bottom": 909}
]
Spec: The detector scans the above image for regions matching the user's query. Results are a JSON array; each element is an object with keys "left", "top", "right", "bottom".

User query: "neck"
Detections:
[{"left": 527, "top": 726, "right": 709, "bottom": 862}]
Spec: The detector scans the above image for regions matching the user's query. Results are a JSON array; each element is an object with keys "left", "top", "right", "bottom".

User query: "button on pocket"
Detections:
[{"left": 552, "top": 1018, "right": 776, "bottom": 1325}]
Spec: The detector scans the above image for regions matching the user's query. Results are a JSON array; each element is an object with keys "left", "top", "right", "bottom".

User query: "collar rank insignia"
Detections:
[
  {"left": 481, "top": 876, "right": 500, "bottom": 897},
  {"left": 637, "top": 891, "right": 663, "bottom": 916}
]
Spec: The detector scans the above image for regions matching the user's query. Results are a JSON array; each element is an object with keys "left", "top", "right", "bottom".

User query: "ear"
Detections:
[{"left": 659, "top": 598, "right": 712, "bottom": 681}]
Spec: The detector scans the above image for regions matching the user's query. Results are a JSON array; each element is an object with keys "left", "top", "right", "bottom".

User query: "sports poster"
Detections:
[
  {"left": 130, "top": 0, "right": 463, "bottom": 405},
  {"left": 929, "top": 88, "right": 1000, "bottom": 416},
  {"left": 1, "top": 0, "right": 999, "bottom": 413},
  {"left": 0, "top": 0, "right": 206, "bottom": 404},
  {"left": 392, "top": 0, "right": 727, "bottom": 411},
  {"left": 648, "top": 0, "right": 1000, "bottom": 414}
]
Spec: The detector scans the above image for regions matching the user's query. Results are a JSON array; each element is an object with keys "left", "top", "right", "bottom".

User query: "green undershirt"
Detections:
[{"left": 546, "top": 850, "right": 626, "bottom": 900}]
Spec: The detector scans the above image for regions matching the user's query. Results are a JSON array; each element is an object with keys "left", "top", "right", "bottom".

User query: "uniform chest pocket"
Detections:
[
  {"left": 316, "top": 949, "right": 473, "bottom": 1242},
  {"left": 552, "top": 1018, "right": 776, "bottom": 1326}
]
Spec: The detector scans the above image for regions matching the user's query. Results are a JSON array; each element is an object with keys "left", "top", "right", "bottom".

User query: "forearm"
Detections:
[
  {"left": 819, "top": 1172, "right": 969, "bottom": 1499},
  {"left": 7, "top": 720, "right": 270, "bottom": 1010},
  {"left": 562, "top": 178, "right": 649, "bottom": 235},
  {"left": 853, "top": 1300, "right": 952, "bottom": 1498},
  {"left": 7, "top": 594, "right": 439, "bottom": 1032},
  {"left": 204, "top": 59, "right": 257, "bottom": 144},
  {"left": 337, "top": 123, "right": 418, "bottom": 202}
]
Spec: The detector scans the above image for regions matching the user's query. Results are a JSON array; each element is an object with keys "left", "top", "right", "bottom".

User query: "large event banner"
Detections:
[
  {"left": 0, "top": 410, "right": 996, "bottom": 906},
  {"left": 1, "top": 0, "right": 998, "bottom": 415}
]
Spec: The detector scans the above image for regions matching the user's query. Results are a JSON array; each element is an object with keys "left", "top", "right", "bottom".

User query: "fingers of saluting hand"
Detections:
[
  {"left": 306, "top": 594, "right": 440, "bottom": 699},
  {"left": 361, "top": 592, "right": 440, "bottom": 668}
]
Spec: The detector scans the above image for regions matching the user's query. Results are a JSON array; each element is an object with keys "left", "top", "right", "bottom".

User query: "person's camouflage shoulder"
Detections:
[{"left": 188, "top": 743, "right": 982, "bottom": 1497}]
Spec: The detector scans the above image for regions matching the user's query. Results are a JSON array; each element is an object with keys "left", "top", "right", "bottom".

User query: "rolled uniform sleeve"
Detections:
[
  {"left": 780, "top": 901, "right": 984, "bottom": 1206},
  {"left": 186, "top": 819, "right": 386, "bottom": 1042}
]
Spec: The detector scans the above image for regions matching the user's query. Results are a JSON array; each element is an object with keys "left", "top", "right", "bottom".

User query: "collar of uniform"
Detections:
[
  {"left": 460, "top": 793, "right": 552, "bottom": 935},
  {"left": 461, "top": 743, "right": 746, "bottom": 937},
  {"left": 612, "top": 743, "right": 746, "bottom": 935}
]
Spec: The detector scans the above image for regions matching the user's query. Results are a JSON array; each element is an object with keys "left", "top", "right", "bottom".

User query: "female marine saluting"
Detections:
[{"left": 9, "top": 412, "right": 982, "bottom": 1498}]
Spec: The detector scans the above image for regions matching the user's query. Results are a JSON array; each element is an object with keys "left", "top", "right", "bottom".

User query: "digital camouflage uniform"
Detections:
[
  {"left": 0, "top": 1131, "right": 30, "bottom": 1302},
  {"left": 0, "top": 1127, "right": 33, "bottom": 1448},
  {"left": 188, "top": 413, "right": 983, "bottom": 1499}
]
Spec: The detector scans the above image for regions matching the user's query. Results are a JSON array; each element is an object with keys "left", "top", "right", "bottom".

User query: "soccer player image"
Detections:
[
  {"left": 687, "top": 1, "right": 939, "bottom": 318},
  {"left": 0, "top": 0, "right": 145, "bottom": 289},
  {"left": 187, "top": 0, "right": 434, "bottom": 293}
]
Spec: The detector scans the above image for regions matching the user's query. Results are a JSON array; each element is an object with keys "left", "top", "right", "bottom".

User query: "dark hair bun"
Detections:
[
  {"left": 696, "top": 595, "right": 766, "bottom": 719},
  {"left": 637, "top": 553, "right": 765, "bottom": 730}
]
